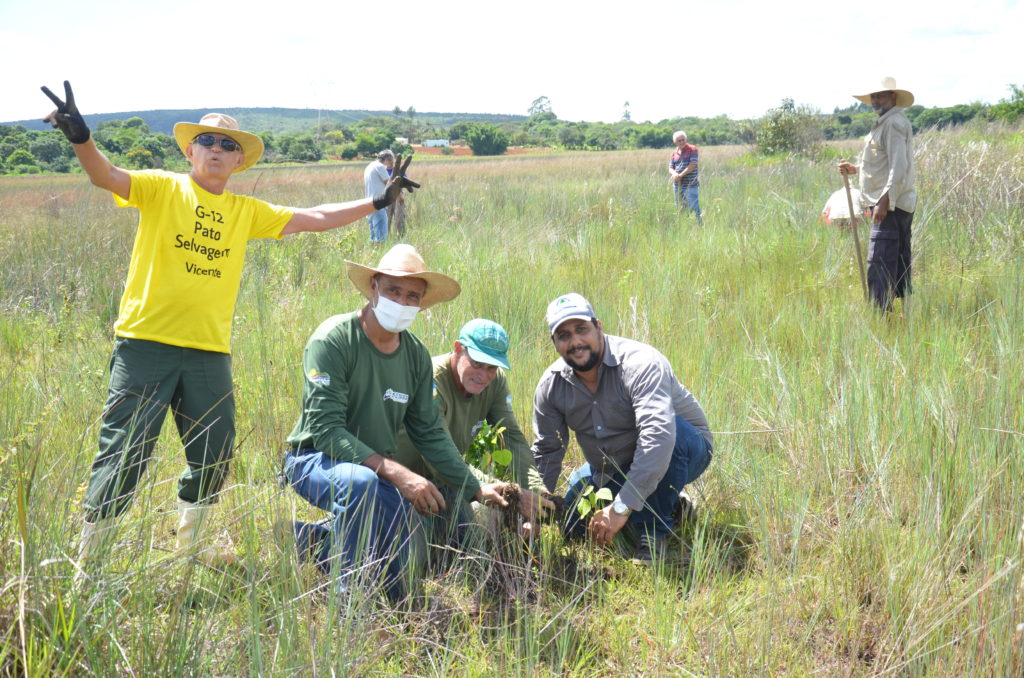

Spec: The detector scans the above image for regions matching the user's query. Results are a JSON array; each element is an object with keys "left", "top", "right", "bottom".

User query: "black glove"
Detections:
[
  {"left": 41, "top": 80, "right": 90, "bottom": 144},
  {"left": 372, "top": 155, "right": 421, "bottom": 210}
]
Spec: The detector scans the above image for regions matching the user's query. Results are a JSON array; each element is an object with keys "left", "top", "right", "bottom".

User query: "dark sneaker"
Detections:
[
  {"left": 671, "top": 488, "right": 697, "bottom": 526},
  {"left": 276, "top": 518, "right": 332, "bottom": 571},
  {"left": 631, "top": 532, "right": 667, "bottom": 566},
  {"left": 678, "top": 489, "right": 695, "bottom": 522}
]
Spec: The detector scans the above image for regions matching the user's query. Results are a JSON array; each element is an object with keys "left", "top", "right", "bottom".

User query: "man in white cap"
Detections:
[
  {"left": 393, "top": 318, "right": 554, "bottom": 539},
  {"left": 531, "top": 293, "right": 713, "bottom": 564},
  {"left": 40, "top": 81, "right": 419, "bottom": 575},
  {"left": 839, "top": 77, "right": 917, "bottom": 311},
  {"left": 280, "top": 245, "right": 511, "bottom": 600}
]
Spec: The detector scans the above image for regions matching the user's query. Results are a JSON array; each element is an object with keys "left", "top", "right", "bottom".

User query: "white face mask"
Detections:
[{"left": 373, "top": 294, "right": 420, "bottom": 333}]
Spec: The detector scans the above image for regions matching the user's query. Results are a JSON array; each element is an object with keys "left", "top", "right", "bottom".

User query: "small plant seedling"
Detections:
[
  {"left": 465, "top": 421, "right": 513, "bottom": 480},
  {"left": 575, "top": 485, "right": 613, "bottom": 520}
]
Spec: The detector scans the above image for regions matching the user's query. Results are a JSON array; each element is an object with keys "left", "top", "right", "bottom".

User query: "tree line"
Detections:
[{"left": 2, "top": 86, "right": 1021, "bottom": 175}]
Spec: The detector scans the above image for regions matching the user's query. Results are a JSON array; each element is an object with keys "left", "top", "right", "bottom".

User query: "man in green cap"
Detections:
[{"left": 394, "top": 318, "right": 553, "bottom": 542}]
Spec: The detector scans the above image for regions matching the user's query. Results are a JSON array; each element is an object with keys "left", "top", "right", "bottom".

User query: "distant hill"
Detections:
[{"left": 5, "top": 108, "right": 527, "bottom": 135}]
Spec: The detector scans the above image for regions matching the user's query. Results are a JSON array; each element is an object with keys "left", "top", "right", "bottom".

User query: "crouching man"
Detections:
[
  {"left": 531, "top": 294, "right": 713, "bottom": 564},
  {"left": 394, "top": 318, "right": 554, "bottom": 544},
  {"left": 280, "top": 245, "right": 509, "bottom": 600}
]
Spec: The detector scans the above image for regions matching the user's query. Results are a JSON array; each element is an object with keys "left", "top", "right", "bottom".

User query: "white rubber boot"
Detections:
[
  {"left": 74, "top": 516, "right": 117, "bottom": 586},
  {"left": 175, "top": 500, "right": 239, "bottom": 568}
]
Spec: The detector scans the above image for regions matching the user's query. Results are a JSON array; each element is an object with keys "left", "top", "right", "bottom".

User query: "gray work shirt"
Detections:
[
  {"left": 858, "top": 106, "right": 917, "bottom": 213},
  {"left": 531, "top": 333, "right": 712, "bottom": 510}
]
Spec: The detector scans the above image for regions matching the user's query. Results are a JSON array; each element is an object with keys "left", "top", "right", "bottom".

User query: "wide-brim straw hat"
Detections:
[
  {"left": 346, "top": 244, "right": 461, "bottom": 309},
  {"left": 853, "top": 77, "right": 915, "bottom": 108},
  {"left": 173, "top": 113, "right": 264, "bottom": 173}
]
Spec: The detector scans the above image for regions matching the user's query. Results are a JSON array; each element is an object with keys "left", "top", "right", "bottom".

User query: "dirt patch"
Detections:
[{"left": 497, "top": 483, "right": 522, "bottom": 533}]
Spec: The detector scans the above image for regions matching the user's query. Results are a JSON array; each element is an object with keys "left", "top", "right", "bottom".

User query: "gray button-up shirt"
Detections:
[
  {"left": 859, "top": 106, "right": 917, "bottom": 213},
  {"left": 531, "top": 333, "right": 712, "bottom": 510}
]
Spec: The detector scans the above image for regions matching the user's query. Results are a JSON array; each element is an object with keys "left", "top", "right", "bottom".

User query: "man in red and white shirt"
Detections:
[{"left": 669, "top": 131, "right": 702, "bottom": 223}]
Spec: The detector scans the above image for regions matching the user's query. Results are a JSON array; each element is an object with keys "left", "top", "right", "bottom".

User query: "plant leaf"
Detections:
[{"left": 492, "top": 448, "right": 512, "bottom": 467}]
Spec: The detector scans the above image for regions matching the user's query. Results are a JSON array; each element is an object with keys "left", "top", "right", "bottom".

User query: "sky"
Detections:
[{"left": 2, "top": 0, "right": 1021, "bottom": 125}]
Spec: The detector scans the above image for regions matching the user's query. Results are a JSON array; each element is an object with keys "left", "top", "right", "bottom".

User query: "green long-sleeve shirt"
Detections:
[
  {"left": 394, "top": 354, "right": 545, "bottom": 493},
  {"left": 286, "top": 312, "right": 481, "bottom": 501}
]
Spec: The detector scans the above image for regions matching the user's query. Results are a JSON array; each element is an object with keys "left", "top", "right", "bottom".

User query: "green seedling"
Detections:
[
  {"left": 575, "top": 485, "right": 613, "bottom": 520},
  {"left": 465, "top": 421, "right": 513, "bottom": 480}
]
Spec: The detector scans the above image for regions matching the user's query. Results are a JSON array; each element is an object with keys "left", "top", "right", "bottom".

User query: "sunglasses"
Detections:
[{"left": 193, "top": 134, "right": 242, "bottom": 152}]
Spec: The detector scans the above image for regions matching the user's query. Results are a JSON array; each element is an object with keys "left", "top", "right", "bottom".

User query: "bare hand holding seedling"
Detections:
[
  {"left": 588, "top": 506, "right": 628, "bottom": 547},
  {"left": 476, "top": 482, "right": 510, "bottom": 508}
]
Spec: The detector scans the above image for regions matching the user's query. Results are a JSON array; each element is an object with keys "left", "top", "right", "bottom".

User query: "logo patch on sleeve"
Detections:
[{"left": 307, "top": 369, "right": 331, "bottom": 387}]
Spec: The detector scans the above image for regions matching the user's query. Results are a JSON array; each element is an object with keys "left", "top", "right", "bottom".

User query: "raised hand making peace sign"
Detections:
[{"left": 40, "top": 80, "right": 91, "bottom": 144}]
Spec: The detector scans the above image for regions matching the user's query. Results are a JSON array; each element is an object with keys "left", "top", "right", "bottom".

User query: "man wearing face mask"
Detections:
[{"left": 280, "top": 244, "right": 510, "bottom": 600}]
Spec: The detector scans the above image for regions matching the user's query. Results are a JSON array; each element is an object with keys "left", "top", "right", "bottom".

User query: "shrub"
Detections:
[
  {"left": 465, "top": 123, "right": 508, "bottom": 156},
  {"left": 755, "top": 98, "right": 823, "bottom": 157}
]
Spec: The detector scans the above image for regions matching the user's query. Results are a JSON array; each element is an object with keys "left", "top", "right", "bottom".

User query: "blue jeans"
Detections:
[
  {"left": 674, "top": 183, "right": 702, "bottom": 219},
  {"left": 283, "top": 449, "right": 421, "bottom": 600},
  {"left": 367, "top": 208, "right": 389, "bottom": 242},
  {"left": 563, "top": 416, "right": 711, "bottom": 539}
]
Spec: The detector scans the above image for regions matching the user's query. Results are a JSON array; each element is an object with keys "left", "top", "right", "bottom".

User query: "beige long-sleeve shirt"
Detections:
[{"left": 858, "top": 107, "right": 917, "bottom": 213}]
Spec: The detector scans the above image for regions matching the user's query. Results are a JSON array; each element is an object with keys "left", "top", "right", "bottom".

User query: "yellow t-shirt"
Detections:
[{"left": 113, "top": 170, "right": 293, "bottom": 353}]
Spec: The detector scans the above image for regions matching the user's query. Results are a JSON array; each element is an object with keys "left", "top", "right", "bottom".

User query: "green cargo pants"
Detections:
[{"left": 84, "top": 337, "right": 235, "bottom": 521}]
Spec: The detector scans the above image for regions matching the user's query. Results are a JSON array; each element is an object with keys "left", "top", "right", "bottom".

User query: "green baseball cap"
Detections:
[{"left": 458, "top": 318, "right": 511, "bottom": 370}]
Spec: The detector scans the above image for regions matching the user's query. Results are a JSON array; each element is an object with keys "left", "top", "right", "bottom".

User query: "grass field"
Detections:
[{"left": 1, "top": 125, "right": 1022, "bottom": 676}]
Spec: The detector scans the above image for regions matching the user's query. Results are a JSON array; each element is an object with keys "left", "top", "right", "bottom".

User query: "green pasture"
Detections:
[{"left": 1, "top": 125, "right": 1022, "bottom": 676}]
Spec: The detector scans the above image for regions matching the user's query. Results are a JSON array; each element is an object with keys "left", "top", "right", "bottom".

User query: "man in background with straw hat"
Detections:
[
  {"left": 839, "top": 77, "right": 917, "bottom": 311},
  {"left": 280, "top": 245, "right": 511, "bottom": 600},
  {"left": 40, "top": 80, "right": 418, "bottom": 578}
]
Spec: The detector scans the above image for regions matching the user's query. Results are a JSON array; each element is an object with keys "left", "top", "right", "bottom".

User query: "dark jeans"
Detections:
[
  {"left": 867, "top": 207, "right": 913, "bottom": 311},
  {"left": 283, "top": 449, "right": 474, "bottom": 599},
  {"left": 85, "top": 337, "right": 235, "bottom": 521},
  {"left": 563, "top": 416, "right": 712, "bottom": 539}
]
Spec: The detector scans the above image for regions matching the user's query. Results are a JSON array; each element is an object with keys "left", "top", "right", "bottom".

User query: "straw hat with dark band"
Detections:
[
  {"left": 854, "top": 77, "right": 915, "bottom": 108},
  {"left": 173, "top": 113, "right": 264, "bottom": 173},
  {"left": 346, "top": 244, "right": 460, "bottom": 309}
]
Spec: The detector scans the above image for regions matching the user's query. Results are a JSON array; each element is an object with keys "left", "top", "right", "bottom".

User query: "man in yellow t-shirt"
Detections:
[{"left": 41, "top": 81, "right": 420, "bottom": 574}]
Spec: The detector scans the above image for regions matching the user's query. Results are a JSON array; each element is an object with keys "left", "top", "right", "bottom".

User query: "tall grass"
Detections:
[{"left": 1, "top": 122, "right": 1022, "bottom": 675}]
